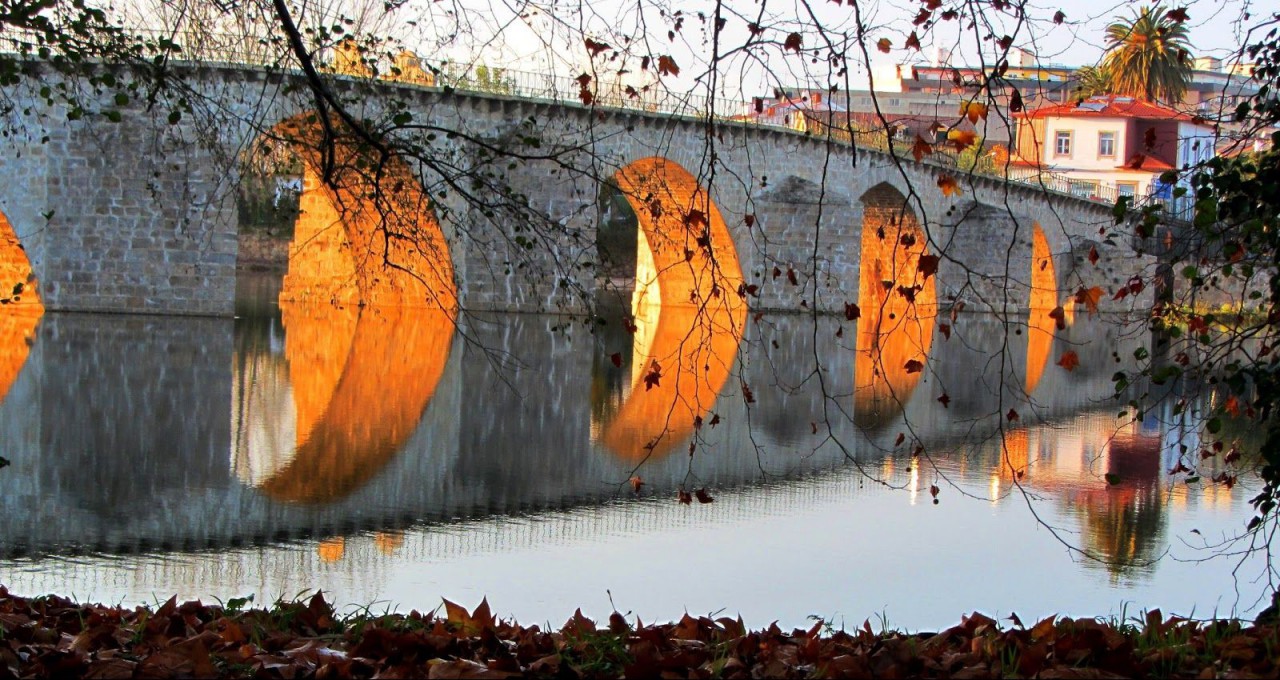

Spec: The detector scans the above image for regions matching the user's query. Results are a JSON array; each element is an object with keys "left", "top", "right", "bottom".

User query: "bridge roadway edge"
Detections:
[{"left": 0, "top": 61, "right": 1148, "bottom": 317}]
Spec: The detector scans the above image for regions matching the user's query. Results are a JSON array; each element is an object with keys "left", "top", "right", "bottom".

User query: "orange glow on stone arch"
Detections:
[
  {"left": 248, "top": 115, "right": 457, "bottom": 313},
  {"left": 854, "top": 184, "right": 936, "bottom": 432},
  {"left": 598, "top": 158, "right": 747, "bottom": 462},
  {"left": 0, "top": 210, "right": 42, "bottom": 406},
  {"left": 1025, "top": 222, "right": 1058, "bottom": 395}
]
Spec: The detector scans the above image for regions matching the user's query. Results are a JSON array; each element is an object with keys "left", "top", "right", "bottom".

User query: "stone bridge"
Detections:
[{"left": 0, "top": 61, "right": 1143, "bottom": 317}]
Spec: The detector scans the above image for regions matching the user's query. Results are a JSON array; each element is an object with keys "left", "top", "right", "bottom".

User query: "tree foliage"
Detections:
[{"left": 1099, "top": 4, "right": 1194, "bottom": 104}]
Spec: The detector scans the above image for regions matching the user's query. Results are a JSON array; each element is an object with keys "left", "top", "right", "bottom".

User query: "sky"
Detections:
[{"left": 377, "top": 0, "right": 1266, "bottom": 99}]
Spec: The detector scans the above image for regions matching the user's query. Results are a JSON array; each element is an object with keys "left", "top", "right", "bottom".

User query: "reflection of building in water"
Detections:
[
  {"left": 231, "top": 303, "right": 455, "bottom": 503},
  {"left": 0, "top": 211, "right": 42, "bottom": 406},
  {"left": 594, "top": 158, "right": 747, "bottom": 461},
  {"left": 854, "top": 184, "right": 935, "bottom": 432}
]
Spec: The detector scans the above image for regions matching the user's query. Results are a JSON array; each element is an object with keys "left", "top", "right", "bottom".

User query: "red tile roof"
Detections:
[
  {"left": 1019, "top": 96, "right": 1195, "bottom": 122},
  {"left": 1117, "top": 154, "right": 1175, "bottom": 172}
]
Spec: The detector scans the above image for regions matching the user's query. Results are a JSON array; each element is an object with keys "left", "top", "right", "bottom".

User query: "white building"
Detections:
[{"left": 1011, "top": 96, "right": 1216, "bottom": 208}]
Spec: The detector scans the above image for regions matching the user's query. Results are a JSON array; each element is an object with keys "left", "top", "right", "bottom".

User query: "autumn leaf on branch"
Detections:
[
  {"left": 1074, "top": 286, "right": 1103, "bottom": 317},
  {"left": 912, "top": 135, "right": 933, "bottom": 161},
  {"left": 695, "top": 488, "right": 715, "bottom": 503},
  {"left": 917, "top": 254, "right": 940, "bottom": 279},
  {"left": 905, "top": 31, "right": 921, "bottom": 51},
  {"left": 1057, "top": 350, "right": 1080, "bottom": 372},
  {"left": 947, "top": 129, "right": 977, "bottom": 150},
  {"left": 1048, "top": 305, "right": 1067, "bottom": 330},
  {"left": 644, "top": 360, "right": 662, "bottom": 390},
  {"left": 844, "top": 302, "right": 860, "bottom": 320},
  {"left": 1053, "top": 10, "right": 1066, "bottom": 24},
  {"left": 629, "top": 476, "right": 645, "bottom": 492},
  {"left": 656, "top": 55, "right": 680, "bottom": 77},
  {"left": 584, "top": 38, "right": 611, "bottom": 57},
  {"left": 904, "top": 359, "right": 924, "bottom": 374},
  {"left": 784, "top": 33, "right": 803, "bottom": 52},
  {"left": 610, "top": 352, "right": 623, "bottom": 368},
  {"left": 938, "top": 393, "right": 951, "bottom": 408},
  {"left": 1007, "top": 409, "right": 1019, "bottom": 422},
  {"left": 1088, "top": 246, "right": 1099, "bottom": 266},
  {"left": 961, "top": 100, "right": 988, "bottom": 123},
  {"left": 678, "top": 489, "right": 692, "bottom": 504},
  {"left": 940, "top": 323, "right": 951, "bottom": 340},
  {"left": 937, "top": 174, "right": 962, "bottom": 196}
]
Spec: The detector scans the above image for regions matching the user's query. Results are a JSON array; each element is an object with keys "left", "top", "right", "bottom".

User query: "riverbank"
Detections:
[{"left": 1, "top": 586, "right": 1275, "bottom": 678}]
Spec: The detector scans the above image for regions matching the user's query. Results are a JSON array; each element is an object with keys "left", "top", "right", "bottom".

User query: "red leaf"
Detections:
[
  {"left": 938, "top": 393, "right": 950, "bottom": 408},
  {"left": 876, "top": 38, "right": 892, "bottom": 53},
  {"left": 678, "top": 489, "right": 692, "bottom": 504},
  {"left": 1057, "top": 350, "right": 1080, "bottom": 372},
  {"left": 772, "top": 266, "right": 782, "bottom": 279},
  {"left": 929, "top": 484, "right": 939, "bottom": 498},
  {"left": 1167, "top": 8, "right": 1189, "bottom": 22},
  {"left": 1088, "top": 246, "right": 1099, "bottom": 266},
  {"left": 610, "top": 352, "right": 623, "bottom": 368},
  {"left": 1007, "top": 409, "right": 1019, "bottom": 422},
  {"left": 629, "top": 476, "right": 645, "bottom": 492},
  {"left": 695, "top": 488, "right": 714, "bottom": 503},
  {"left": 1053, "top": 10, "right": 1066, "bottom": 24},
  {"left": 787, "top": 268, "right": 798, "bottom": 285},
  {"left": 784, "top": 33, "right": 803, "bottom": 52},
  {"left": 904, "top": 31, "right": 921, "bottom": 51},
  {"left": 940, "top": 323, "right": 951, "bottom": 340},
  {"left": 656, "top": 55, "right": 680, "bottom": 76},
  {"left": 844, "top": 302, "right": 860, "bottom": 320},
  {"left": 912, "top": 135, "right": 933, "bottom": 162},
  {"left": 904, "top": 359, "right": 924, "bottom": 374},
  {"left": 744, "top": 214, "right": 756, "bottom": 227},
  {"left": 709, "top": 413, "right": 721, "bottom": 427},
  {"left": 895, "top": 432, "right": 905, "bottom": 446}
]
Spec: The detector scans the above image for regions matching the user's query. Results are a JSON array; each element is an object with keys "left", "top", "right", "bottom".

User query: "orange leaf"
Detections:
[
  {"left": 876, "top": 38, "right": 892, "bottom": 53},
  {"left": 1057, "top": 350, "right": 1080, "bottom": 372},
  {"left": 960, "top": 101, "right": 988, "bottom": 123},
  {"left": 1074, "top": 286, "right": 1103, "bottom": 317},
  {"left": 947, "top": 128, "right": 977, "bottom": 150},
  {"left": 937, "top": 174, "right": 961, "bottom": 197}
]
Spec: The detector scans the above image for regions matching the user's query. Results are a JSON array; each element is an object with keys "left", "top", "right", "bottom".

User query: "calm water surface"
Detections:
[{"left": 0, "top": 274, "right": 1269, "bottom": 629}]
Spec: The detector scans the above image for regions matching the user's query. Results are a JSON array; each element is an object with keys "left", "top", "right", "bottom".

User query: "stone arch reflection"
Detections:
[
  {"left": 596, "top": 158, "right": 747, "bottom": 462},
  {"left": 1025, "top": 222, "right": 1058, "bottom": 395},
  {"left": 0, "top": 210, "right": 42, "bottom": 405},
  {"left": 232, "top": 302, "right": 454, "bottom": 503},
  {"left": 854, "top": 183, "right": 935, "bottom": 432},
  {"left": 242, "top": 115, "right": 456, "bottom": 311}
]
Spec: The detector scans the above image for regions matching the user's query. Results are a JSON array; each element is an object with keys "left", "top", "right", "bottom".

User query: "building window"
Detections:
[
  {"left": 1116, "top": 181, "right": 1138, "bottom": 198},
  {"left": 1098, "top": 131, "right": 1116, "bottom": 157},
  {"left": 1054, "top": 130, "right": 1072, "bottom": 157}
]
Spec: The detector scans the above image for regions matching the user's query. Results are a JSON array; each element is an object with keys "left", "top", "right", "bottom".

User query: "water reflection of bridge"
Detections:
[{"left": 0, "top": 292, "right": 1195, "bottom": 560}]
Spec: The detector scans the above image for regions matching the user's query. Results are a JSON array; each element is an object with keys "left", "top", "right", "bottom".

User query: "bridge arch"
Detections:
[
  {"left": 240, "top": 113, "right": 457, "bottom": 312},
  {"left": 0, "top": 210, "right": 42, "bottom": 406},
  {"left": 853, "top": 182, "right": 936, "bottom": 432},
  {"left": 595, "top": 157, "right": 747, "bottom": 462}
]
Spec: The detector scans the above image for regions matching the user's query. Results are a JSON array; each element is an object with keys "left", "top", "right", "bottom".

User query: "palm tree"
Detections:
[
  {"left": 1100, "top": 5, "right": 1194, "bottom": 104},
  {"left": 1073, "top": 65, "right": 1113, "bottom": 99}
]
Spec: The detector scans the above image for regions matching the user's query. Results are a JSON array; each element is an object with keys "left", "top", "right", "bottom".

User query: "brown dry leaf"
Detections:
[
  {"left": 904, "top": 359, "right": 924, "bottom": 374},
  {"left": 912, "top": 135, "right": 933, "bottom": 162},
  {"left": 656, "top": 55, "right": 680, "bottom": 76},
  {"left": 876, "top": 38, "right": 892, "bottom": 53},
  {"left": 1048, "top": 305, "right": 1067, "bottom": 330},
  {"left": 784, "top": 33, "right": 803, "bottom": 52},
  {"left": 1057, "top": 351, "right": 1080, "bottom": 372},
  {"left": 917, "top": 254, "right": 940, "bottom": 279},
  {"left": 695, "top": 488, "right": 715, "bottom": 503},
  {"left": 1088, "top": 245, "right": 1100, "bottom": 266}
]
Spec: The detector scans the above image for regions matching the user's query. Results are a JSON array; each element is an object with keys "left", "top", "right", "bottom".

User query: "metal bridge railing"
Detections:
[{"left": 2, "top": 27, "right": 1183, "bottom": 218}]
